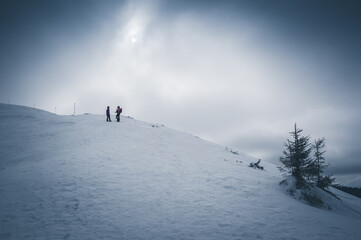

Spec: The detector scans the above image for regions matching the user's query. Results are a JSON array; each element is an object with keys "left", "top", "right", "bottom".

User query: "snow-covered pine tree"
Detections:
[
  {"left": 312, "top": 138, "right": 335, "bottom": 189},
  {"left": 280, "top": 123, "right": 313, "bottom": 189}
]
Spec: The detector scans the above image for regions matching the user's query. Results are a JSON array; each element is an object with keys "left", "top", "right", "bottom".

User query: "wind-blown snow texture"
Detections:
[{"left": 0, "top": 104, "right": 360, "bottom": 240}]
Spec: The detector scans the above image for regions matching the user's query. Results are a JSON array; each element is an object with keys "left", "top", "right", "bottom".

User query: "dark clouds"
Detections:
[
  {"left": 0, "top": 0, "right": 124, "bottom": 96},
  {"left": 163, "top": 0, "right": 361, "bottom": 83},
  {"left": 0, "top": 0, "right": 360, "bottom": 177}
]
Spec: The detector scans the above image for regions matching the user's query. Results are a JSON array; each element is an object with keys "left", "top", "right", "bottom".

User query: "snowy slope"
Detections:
[
  {"left": 344, "top": 176, "right": 361, "bottom": 188},
  {"left": 0, "top": 103, "right": 360, "bottom": 240},
  {"left": 335, "top": 174, "right": 361, "bottom": 188}
]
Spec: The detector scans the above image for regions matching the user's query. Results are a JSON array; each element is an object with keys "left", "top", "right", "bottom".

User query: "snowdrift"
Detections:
[{"left": 0, "top": 103, "right": 360, "bottom": 240}]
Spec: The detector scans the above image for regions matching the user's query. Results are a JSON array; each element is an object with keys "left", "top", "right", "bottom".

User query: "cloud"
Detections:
[{"left": 1, "top": 0, "right": 360, "bottom": 176}]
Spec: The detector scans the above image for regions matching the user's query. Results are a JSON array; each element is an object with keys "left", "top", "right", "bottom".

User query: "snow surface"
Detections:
[{"left": 0, "top": 103, "right": 360, "bottom": 240}]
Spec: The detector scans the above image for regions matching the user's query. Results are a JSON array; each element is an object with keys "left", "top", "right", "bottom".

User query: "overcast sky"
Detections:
[{"left": 1, "top": 0, "right": 360, "bottom": 176}]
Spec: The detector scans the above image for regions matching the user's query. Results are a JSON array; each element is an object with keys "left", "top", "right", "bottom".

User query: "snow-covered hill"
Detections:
[
  {"left": 0, "top": 103, "right": 360, "bottom": 240},
  {"left": 335, "top": 174, "right": 361, "bottom": 188}
]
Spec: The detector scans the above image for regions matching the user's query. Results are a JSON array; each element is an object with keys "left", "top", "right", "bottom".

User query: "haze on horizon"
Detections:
[{"left": 1, "top": 0, "right": 360, "bottom": 180}]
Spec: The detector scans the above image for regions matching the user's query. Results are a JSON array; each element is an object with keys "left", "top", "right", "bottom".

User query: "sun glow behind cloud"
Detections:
[{"left": 115, "top": 3, "right": 153, "bottom": 48}]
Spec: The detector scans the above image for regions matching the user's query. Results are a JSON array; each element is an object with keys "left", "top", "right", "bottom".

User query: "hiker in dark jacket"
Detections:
[
  {"left": 106, "top": 106, "right": 111, "bottom": 122},
  {"left": 115, "top": 106, "right": 122, "bottom": 122}
]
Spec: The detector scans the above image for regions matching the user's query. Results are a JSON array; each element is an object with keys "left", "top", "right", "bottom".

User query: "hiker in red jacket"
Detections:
[
  {"left": 106, "top": 106, "right": 111, "bottom": 122},
  {"left": 115, "top": 106, "right": 122, "bottom": 122}
]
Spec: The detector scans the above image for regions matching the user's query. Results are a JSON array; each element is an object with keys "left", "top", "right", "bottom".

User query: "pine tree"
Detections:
[
  {"left": 312, "top": 138, "right": 335, "bottom": 189},
  {"left": 313, "top": 138, "right": 326, "bottom": 183},
  {"left": 280, "top": 123, "right": 313, "bottom": 189}
]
